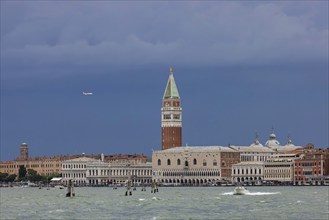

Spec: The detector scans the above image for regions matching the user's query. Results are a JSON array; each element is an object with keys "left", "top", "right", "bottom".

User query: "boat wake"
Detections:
[
  {"left": 247, "top": 192, "right": 281, "bottom": 195},
  {"left": 222, "top": 191, "right": 280, "bottom": 196}
]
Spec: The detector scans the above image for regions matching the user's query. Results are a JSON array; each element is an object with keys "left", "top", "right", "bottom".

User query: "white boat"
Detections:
[{"left": 233, "top": 186, "right": 249, "bottom": 195}]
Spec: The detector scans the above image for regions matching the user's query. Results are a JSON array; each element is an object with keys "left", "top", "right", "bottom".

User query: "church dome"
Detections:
[
  {"left": 265, "top": 139, "right": 280, "bottom": 147},
  {"left": 265, "top": 130, "right": 280, "bottom": 147}
]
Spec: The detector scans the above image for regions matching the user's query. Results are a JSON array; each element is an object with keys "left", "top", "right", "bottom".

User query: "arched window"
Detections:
[
  {"left": 158, "top": 159, "right": 161, "bottom": 166},
  {"left": 185, "top": 160, "right": 189, "bottom": 167},
  {"left": 213, "top": 159, "right": 217, "bottom": 166},
  {"left": 203, "top": 159, "right": 207, "bottom": 166},
  {"left": 167, "top": 159, "right": 171, "bottom": 166},
  {"left": 177, "top": 159, "right": 181, "bottom": 165},
  {"left": 193, "top": 159, "right": 197, "bottom": 165}
]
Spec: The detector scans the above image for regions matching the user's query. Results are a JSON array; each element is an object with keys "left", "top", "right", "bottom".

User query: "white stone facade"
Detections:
[
  {"left": 62, "top": 157, "right": 97, "bottom": 185},
  {"left": 86, "top": 160, "right": 110, "bottom": 185},
  {"left": 109, "top": 162, "right": 152, "bottom": 185},
  {"left": 232, "top": 162, "right": 264, "bottom": 184},
  {"left": 152, "top": 146, "right": 240, "bottom": 185}
]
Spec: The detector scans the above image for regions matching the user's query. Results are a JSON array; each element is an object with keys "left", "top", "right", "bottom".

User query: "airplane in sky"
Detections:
[{"left": 83, "top": 92, "right": 93, "bottom": 96}]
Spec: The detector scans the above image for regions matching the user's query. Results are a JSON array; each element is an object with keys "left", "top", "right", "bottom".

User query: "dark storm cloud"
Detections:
[
  {"left": 1, "top": 1, "right": 328, "bottom": 78},
  {"left": 1, "top": 1, "right": 328, "bottom": 160}
]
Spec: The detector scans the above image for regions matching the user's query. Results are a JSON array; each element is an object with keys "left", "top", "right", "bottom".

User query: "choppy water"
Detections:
[{"left": 1, "top": 186, "right": 328, "bottom": 219}]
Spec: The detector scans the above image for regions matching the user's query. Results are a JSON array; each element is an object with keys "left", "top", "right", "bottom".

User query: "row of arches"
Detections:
[
  {"left": 162, "top": 170, "right": 220, "bottom": 177},
  {"left": 111, "top": 169, "right": 152, "bottom": 176},
  {"left": 158, "top": 159, "right": 220, "bottom": 167},
  {"left": 63, "top": 164, "right": 86, "bottom": 169},
  {"left": 158, "top": 178, "right": 219, "bottom": 185},
  {"left": 233, "top": 168, "right": 262, "bottom": 175},
  {"left": 233, "top": 176, "right": 263, "bottom": 183}
]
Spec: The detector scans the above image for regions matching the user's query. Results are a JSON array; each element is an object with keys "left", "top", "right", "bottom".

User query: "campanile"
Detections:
[{"left": 161, "top": 67, "right": 182, "bottom": 150}]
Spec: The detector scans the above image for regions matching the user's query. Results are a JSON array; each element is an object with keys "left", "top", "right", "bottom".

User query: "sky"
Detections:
[{"left": 1, "top": 1, "right": 328, "bottom": 161}]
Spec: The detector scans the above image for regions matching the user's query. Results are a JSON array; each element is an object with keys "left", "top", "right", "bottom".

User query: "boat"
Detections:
[{"left": 233, "top": 186, "right": 249, "bottom": 195}]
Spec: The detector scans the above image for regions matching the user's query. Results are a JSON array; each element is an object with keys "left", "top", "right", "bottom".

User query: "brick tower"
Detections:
[
  {"left": 161, "top": 67, "right": 182, "bottom": 150},
  {"left": 19, "top": 142, "right": 29, "bottom": 160}
]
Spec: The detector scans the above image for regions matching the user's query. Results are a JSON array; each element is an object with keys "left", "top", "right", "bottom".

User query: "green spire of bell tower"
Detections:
[{"left": 163, "top": 66, "right": 180, "bottom": 99}]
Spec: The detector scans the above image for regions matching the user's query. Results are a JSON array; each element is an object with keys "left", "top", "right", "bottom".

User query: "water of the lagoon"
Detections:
[{"left": 1, "top": 186, "right": 328, "bottom": 220}]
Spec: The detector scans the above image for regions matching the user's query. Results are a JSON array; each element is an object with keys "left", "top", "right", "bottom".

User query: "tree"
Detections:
[
  {"left": 28, "top": 174, "right": 43, "bottom": 183},
  {"left": 27, "top": 169, "right": 37, "bottom": 176},
  {"left": 0, "top": 172, "right": 9, "bottom": 182},
  {"left": 18, "top": 165, "right": 27, "bottom": 180},
  {"left": 6, "top": 174, "right": 17, "bottom": 182}
]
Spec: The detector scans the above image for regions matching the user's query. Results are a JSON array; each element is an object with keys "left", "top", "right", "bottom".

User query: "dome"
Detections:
[
  {"left": 265, "top": 139, "right": 280, "bottom": 147},
  {"left": 265, "top": 129, "right": 280, "bottom": 147}
]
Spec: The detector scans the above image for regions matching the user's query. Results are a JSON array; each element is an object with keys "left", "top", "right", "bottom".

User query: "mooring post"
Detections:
[
  {"left": 66, "top": 179, "right": 75, "bottom": 197},
  {"left": 125, "top": 175, "right": 132, "bottom": 196}
]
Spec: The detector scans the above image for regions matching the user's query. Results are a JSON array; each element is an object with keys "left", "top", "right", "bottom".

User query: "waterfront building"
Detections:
[
  {"left": 62, "top": 157, "right": 96, "bottom": 185},
  {"left": 231, "top": 162, "right": 264, "bottom": 184},
  {"left": 152, "top": 146, "right": 240, "bottom": 185},
  {"left": 264, "top": 154, "right": 302, "bottom": 184},
  {"left": 292, "top": 146, "right": 329, "bottom": 185},
  {"left": 86, "top": 155, "right": 110, "bottom": 186},
  {"left": 161, "top": 67, "right": 182, "bottom": 150},
  {"left": 61, "top": 154, "right": 151, "bottom": 186},
  {"left": 230, "top": 134, "right": 271, "bottom": 184},
  {"left": 109, "top": 162, "right": 152, "bottom": 185}
]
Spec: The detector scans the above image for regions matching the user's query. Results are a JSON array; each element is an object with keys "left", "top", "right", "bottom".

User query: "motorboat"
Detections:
[{"left": 233, "top": 186, "right": 249, "bottom": 195}]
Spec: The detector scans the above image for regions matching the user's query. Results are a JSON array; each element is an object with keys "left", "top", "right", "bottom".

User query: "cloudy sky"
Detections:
[{"left": 1, "top": 1, "right": 328, "bottom": 160}]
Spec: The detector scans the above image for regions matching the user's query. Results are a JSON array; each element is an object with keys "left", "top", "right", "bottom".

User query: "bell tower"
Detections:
[
  {"left": 19, "top": 142, "right": 29, "bottom": 160},
  {"left": 161, "top": 67, "right": 182, "bottom": 150}
]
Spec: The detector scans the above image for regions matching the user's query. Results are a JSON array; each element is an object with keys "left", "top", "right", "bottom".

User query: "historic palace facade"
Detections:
[{"left": 152, "top": 146, "right": 240, "bottom": 185}]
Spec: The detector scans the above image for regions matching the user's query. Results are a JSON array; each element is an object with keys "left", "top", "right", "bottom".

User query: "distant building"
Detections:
[
  {"left": 0, "top": 143, "right": 148, "bottom": 178},
  {"left": 161, "top": 67, "right": 182, "bottom": 150},
  {"left": 0, "top": 143, "right": 73, "bottom": 176}
]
